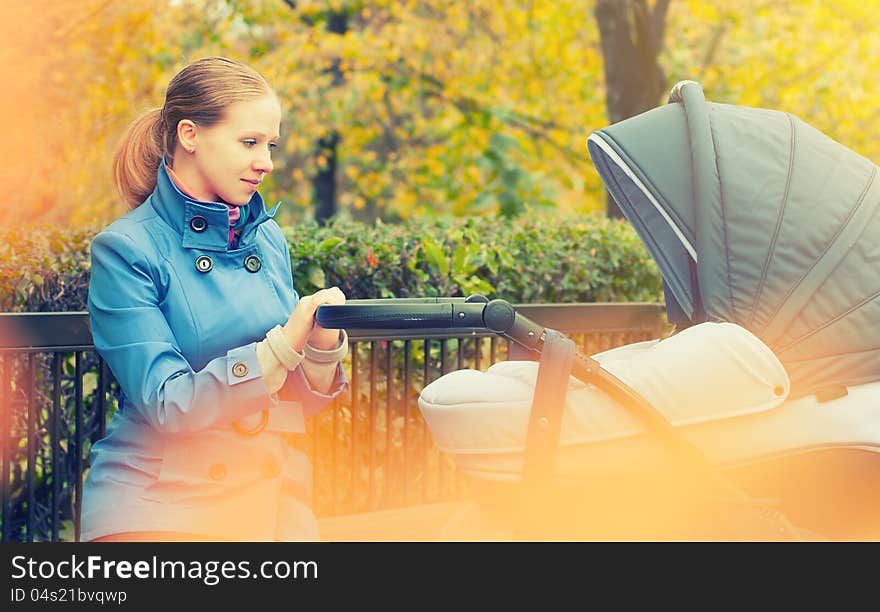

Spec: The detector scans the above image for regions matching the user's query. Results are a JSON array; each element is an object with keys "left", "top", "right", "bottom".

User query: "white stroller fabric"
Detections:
[{"left": 418, "top": 322, "right": 880, "bottom": 481}]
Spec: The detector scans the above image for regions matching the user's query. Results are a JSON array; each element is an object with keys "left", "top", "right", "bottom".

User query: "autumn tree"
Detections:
[
  {"left": 281, "top": 1, "right": 348, "bottom": 223},
  {"left": 8, "top": 1, "right": 880, "bottom": 230},
  {"left": 595, "top": 0, "right": 670, "bottom": 218}
]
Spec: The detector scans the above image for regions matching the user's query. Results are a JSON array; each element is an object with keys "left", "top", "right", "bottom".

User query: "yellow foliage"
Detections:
[
  {"left": 7, "top": 0, "right": 880, "bottom": 228},
  {"left": 668, "top": 0, "right": 880, "bottom": 164}
]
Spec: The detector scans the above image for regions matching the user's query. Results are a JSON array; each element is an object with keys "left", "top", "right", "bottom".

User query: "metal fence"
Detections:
[{"left": 0, "top": 303, "right": 665, "bottom": 541}]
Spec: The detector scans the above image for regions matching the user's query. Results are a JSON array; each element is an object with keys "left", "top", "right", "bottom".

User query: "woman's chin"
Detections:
[
  {"left": 219, "top": 195, "right": 250, "bottom": 206},
  {"left": 236, "top": 190, "right": 258, "bottom": 205}
]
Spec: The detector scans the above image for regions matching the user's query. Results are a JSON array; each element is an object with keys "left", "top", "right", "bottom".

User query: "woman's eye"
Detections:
[
  {"left": 268, "top": 142, "right": 278, "bottom": 150},
  {"left": 243, "top": 140, "right": 257, "bottom": 147}
]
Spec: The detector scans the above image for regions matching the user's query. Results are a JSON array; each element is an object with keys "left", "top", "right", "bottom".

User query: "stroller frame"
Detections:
[{"left": 317, "top": 297, "right": 807, "bottom": 541}]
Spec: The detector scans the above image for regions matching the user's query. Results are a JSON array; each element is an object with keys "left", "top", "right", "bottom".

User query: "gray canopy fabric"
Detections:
[{"left": 587, "top": 81, "right": 880, "bottom": 398}]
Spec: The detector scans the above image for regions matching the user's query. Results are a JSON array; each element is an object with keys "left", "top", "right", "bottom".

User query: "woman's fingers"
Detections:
[
  {"left": 313, "top": 286, "right": 346, "bottom": 305},
  {"left": 309, "top": 288, "right": 345, "bottom": 336},
  {"left": 283, "top": 288, "right": 347, "bottom": 349}
]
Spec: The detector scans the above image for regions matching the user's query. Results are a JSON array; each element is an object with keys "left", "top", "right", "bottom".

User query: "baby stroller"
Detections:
[{"left": 317, "top": 81, "right": 880, "bottom": 540}]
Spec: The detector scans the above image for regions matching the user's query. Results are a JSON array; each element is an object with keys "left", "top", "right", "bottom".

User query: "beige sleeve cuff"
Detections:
[
  {"left": 256, "top": 338, "right": 290, "bottom": 396},
  {"left": 300, "top": 360, "right": 340, "bottom": 395},
  {"left": 258, "top": 327, "right": 347, "bottom": 396},
  {"left": 304, "top": 330, "right": 348, "bottom": 363},
  {"left": 267, "top": 324, "right": 306, "bottom": 370},
  {"left": 301, "top": 330, "right": 348, "bottom": 394}
]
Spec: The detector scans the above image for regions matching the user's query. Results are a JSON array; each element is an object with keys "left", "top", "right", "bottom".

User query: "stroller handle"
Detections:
[{"left": 316, "top": 296, "right": 547, "bottom": 351}]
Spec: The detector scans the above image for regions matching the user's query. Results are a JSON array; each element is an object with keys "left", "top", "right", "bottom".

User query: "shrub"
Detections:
[
  {"left": 0, "top": 225, "right": 95, "bottom": 312},
  {"left": 1, "top": 212, "right": 662, "bottom": 312}
]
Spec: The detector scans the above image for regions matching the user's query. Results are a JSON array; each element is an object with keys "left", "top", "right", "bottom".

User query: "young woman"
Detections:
[{"left": 82, "top": 57, "right": 348, "bottom": 541}]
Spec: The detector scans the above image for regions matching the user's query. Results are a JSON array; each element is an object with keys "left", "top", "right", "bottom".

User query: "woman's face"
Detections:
[{"left": 186, "top": 94, "right": 281, "bottom": 205}]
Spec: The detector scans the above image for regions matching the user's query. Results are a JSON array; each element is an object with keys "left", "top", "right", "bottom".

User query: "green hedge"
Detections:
[{"left": 0, "top": 212, "right": 662, "bottom": 312}]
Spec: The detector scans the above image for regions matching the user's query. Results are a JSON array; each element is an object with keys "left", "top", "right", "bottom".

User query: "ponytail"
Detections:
[{"left": 113, "top": 108, "right": 165, "bottom": 209}]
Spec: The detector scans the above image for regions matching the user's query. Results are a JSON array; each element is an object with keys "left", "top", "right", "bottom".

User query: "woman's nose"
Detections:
[{"left": 253, "top": 151, "right": 274, "bottom": 174}]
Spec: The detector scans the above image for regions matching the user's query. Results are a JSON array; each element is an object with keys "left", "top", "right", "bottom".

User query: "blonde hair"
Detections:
[{"left": 113, "top": 57, "right": 275, "bottom": 209}]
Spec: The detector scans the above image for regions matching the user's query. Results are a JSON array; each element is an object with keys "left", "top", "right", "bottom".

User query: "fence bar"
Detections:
[
  {"left": 97, "top": 359, "right": 108, "bottom": 440},
  {"left": 384, "top": 342, "right": 392, "bottom": 508},
  {"left": 0, "top": 356, "right": 9, "bottom": 541},
  {"left": 367, "top": 341, "right": 377, "bottom": 510},
  {"left": 421, "top": 338, "right": 430, "bottom": 503},
  {"left": 310, "top": 400, "right": 319, "bottom": 511},
  {"left": 51, "top": 354, "right": 61, "bottom": 542},
  {"left": 474, "top": 336, "right": 482, "bottom": 371},
  {"left": 349, "top": 341, "right": 359, "bottom": 515},
  {"left": 25, "top": 355, "right": 36, "bottom": 541},
  {"left": 73, "top": 352, "right": 83, "bottom": 542},
  {"left": 37, "top": 364, "right": 48, "bottom": 540},
  {"left": 437, "top": 339, "right": 448, "bottom": 500},
  {"left": 0, "top": 304, "right": 666, "bottom": 349},
  {"left": 330, "top": 396, "right": 339, "bottom": 515},
  {"left": 402, "top": 341, "right": 411, "bottom": 505},
  {"left": 0, "top": 313, "right": 92, "bottom": 352}
]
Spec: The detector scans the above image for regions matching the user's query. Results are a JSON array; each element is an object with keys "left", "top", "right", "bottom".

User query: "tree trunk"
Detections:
[
  {"left": 313, "top": 132, "right": 340, "bottom": 223},
  {"left": 595, "top": 0, "right": 670, "bottom": 218},
  {"left": 313, "top": 10, "right": 347, "bottom": 224}
]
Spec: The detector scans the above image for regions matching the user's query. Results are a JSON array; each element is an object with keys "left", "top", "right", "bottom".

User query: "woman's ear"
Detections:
[{"left": 176, "top": 119, "right": 198, "bottom": 154}]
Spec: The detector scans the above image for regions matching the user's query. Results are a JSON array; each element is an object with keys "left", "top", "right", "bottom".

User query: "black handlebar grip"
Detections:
[{"left": 315, "top": 304, "right": 456, "bottom": 329}]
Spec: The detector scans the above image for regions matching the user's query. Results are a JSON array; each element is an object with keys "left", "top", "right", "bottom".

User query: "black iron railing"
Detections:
[{"left": 0, "top": 303, "right": 665, "bottom": 541}]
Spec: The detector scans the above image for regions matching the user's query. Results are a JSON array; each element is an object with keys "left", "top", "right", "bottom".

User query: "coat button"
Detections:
[
  {"left": 190, "top": 216, "right": 208, "bottom": 232},
  {"left": 232, "top": 362, "right": 249, "bottom": 378},
  {"left": 244, "top": 254, "right": 262, "bottom": 273},
  {"left": 208, "top": 463, "right": 227, "bottom": 481},
  {"left": 195, "top": 255, "right": 213, "bottom": 273}
]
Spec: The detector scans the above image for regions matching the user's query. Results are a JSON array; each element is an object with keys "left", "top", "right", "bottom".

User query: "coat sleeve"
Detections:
[
  {"left": 279, "top": 364, "right": 346, "bottom": 416},
  {"left": 88, "top": 229, "right": 278, "bottom": 434}
]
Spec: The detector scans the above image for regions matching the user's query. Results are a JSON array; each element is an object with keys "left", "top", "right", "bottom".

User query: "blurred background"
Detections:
[{"left": 2, "top": 0, "right": 878, "bottom": 229}]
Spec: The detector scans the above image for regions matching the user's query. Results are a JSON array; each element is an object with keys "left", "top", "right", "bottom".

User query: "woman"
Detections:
[{"left": 82, "top": 57, "right": 348, "bottom": 541}]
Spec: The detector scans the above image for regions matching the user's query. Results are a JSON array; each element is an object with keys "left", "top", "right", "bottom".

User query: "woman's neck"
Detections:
[{"left": 167, "top": 158, "right": 236, "bottom": 206}]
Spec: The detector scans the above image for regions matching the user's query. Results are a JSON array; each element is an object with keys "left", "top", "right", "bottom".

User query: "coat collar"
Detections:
[{"left": 149, "top": 159, "right": 281, "bottom": 252}]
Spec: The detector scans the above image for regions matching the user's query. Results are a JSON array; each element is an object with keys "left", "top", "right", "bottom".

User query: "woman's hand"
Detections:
[{"left": 281, "top": 287, "right": 346, "bottom": 352}]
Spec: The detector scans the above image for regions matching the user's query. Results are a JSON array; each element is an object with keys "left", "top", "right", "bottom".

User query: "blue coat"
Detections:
[{"left": 82, "top": 162, "right": 346, "bottom": 541}]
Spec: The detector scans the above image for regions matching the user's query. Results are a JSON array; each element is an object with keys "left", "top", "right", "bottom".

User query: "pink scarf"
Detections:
[{"left": 167, "top": 165, "right": 240, "bottom": 246}]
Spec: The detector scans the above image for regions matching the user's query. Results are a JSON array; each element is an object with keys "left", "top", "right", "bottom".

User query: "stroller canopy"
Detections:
[{"left": 587, "top": 81, "right": 880, "bottom": 398}]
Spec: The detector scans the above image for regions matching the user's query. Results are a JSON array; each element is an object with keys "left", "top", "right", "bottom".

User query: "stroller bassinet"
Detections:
[
  {"left": 316, "top": 81, "right": 880, "bottom": 540},
  {"left": 417, "top": 321, "right": 880, "bottom": 540}
]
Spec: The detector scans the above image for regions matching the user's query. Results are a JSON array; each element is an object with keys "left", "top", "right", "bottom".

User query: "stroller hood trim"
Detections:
[{"left": 587, "top": 130, "right": 697, "bottom": 322}]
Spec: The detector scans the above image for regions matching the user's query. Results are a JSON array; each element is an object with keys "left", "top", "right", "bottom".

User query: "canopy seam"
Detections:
[
  {"left": 707, "top": 107, "right": 738, "bottom": 321},
  {"left": 748, "top": 113, "right": 796, "bottom": 328},
  {"left": 777, "top": 274, "right": 880, "bottom": 355},
  {"left": 782, "top": 344, "right": 880, "bottom": 362},
  {"left": 773, "top": 166, "right": 878, "bottom": 351}
]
